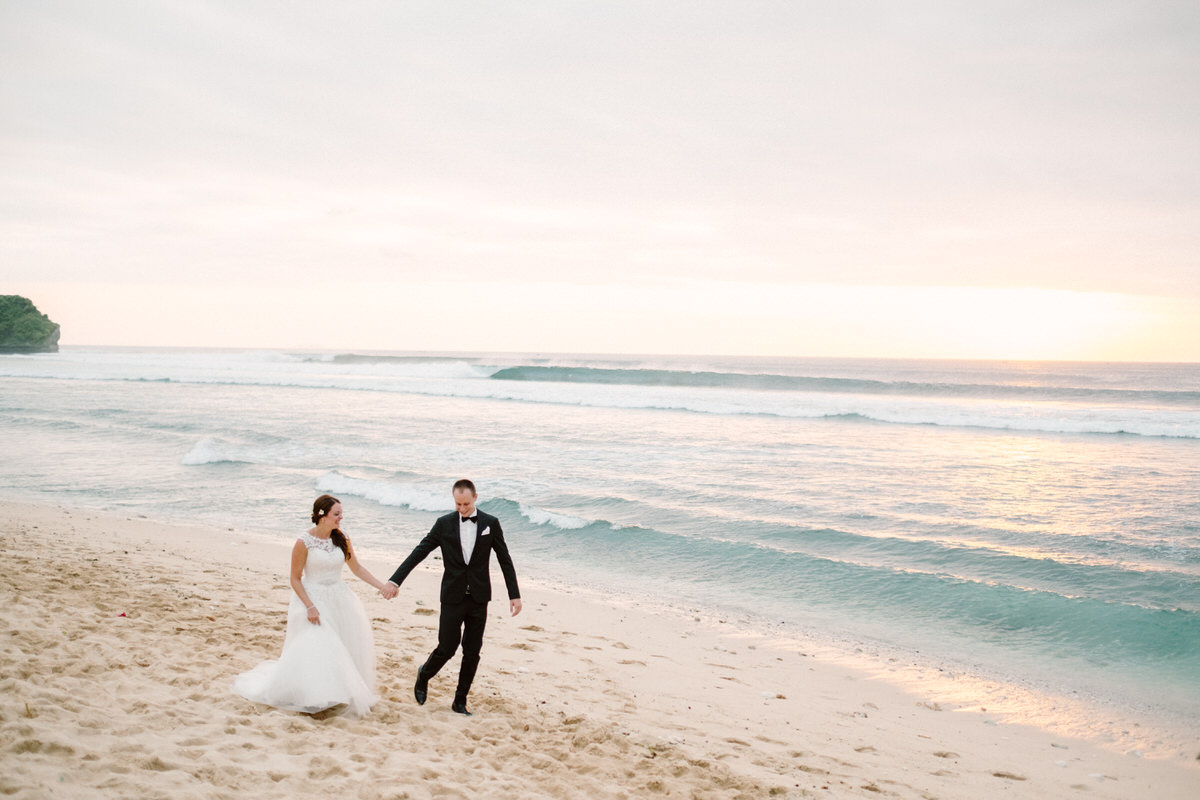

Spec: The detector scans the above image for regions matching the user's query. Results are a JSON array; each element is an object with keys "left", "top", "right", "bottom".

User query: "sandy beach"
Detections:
[{"left": 2, "top": 501, "right": 1195, "bottom": 799}]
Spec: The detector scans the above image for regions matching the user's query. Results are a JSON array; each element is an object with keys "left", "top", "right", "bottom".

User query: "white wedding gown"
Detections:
[{"left": 233, "top": 533, "right": 378, "bottom": 717}]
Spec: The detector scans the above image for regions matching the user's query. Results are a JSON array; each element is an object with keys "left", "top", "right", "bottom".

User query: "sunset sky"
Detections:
[{"left": 3, "top": 1, "right": 1198, "bottom": 361}]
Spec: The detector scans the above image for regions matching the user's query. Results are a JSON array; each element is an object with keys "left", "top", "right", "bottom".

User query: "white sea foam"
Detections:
[
  {"left": 390, "top": 381, "right": 1200, "bottom": 439},
  {"left": 181, "top": 437, "right": 247, "bottom": 465},
  {"left": 315, "top": 472, "right": 446, "bottom": 512},
  {"left": 180, "top": 436, "right": 314, "bottom": 467},
  {"left": 518, "top": 504, "right": 591, "bottom": 530}
]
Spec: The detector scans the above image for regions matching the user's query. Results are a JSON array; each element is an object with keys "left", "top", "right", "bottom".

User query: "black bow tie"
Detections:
[{"left": 461, "top": 515, "right": 477, "bottom": 524}]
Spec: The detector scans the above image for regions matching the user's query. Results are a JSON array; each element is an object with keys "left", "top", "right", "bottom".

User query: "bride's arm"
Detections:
[
  {"left": 290, "top": 540, "right": 321, "bottom": 624},
  {"left": 345, "top": 540, "right": 388, "bottom": 592}
]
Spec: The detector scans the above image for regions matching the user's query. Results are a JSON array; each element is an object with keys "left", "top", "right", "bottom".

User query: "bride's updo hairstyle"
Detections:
[{"left": 312, "top": 494, "right": 351, "bottom": 561}]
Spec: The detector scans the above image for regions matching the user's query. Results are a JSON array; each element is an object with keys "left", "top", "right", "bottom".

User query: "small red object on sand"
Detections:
[{"left": 118, "top": 612, "right": 127, "bottom": 617}]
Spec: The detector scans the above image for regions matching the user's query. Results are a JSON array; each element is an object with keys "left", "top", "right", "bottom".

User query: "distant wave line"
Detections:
[
  {"left": 6, "top": 372, "right": 1198, "bottom": 439},
  {"left": 490, "top": 365, "right": 1200, "bottom": 406}
]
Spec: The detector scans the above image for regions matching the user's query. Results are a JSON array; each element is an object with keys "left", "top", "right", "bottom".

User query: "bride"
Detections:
[{"left": 234, "top": 494, "right": 391, "bottom": 716}]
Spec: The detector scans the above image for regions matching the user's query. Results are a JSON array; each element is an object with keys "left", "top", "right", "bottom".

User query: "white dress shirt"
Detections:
[{"left": 459, "top": 515, "right": 476, "bottom": 563}]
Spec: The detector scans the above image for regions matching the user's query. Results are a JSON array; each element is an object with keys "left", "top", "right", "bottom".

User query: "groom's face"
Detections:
[{"left": 454, "top": 488, "right": 477, "bottom": 517}]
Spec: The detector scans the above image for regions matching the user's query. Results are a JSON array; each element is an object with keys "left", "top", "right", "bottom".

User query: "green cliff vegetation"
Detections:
[{"left": 0, "top": 295, "right": 61, "bottom": 352}]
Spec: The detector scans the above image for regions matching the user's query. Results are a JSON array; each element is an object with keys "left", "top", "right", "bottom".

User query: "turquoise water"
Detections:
[{"left": 3, "top": 347, "right": 1199, "bottom": 732}]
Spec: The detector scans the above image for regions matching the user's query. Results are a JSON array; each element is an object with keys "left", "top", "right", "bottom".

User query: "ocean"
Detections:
[{"left": 3, "top": 347, "right": 1198, "bottom": 748}]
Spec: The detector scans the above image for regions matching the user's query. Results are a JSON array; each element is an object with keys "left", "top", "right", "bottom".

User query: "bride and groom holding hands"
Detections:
[{"left": 233, "top": 479, "right": 521, "bottom": 718}]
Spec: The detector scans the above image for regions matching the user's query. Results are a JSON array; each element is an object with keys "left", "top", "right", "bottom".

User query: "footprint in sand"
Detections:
[
  {"left": 12, "top": 739, "right": 76, "bottom": 756},
  {"left": 795, "top": 764, "right": 829, "bottom": 776},
  {"left": 307, "top": 755, "right": 349, "bottom": 779}
]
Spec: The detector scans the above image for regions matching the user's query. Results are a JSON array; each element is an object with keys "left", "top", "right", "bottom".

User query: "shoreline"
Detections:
[
  {"left": 2, "top": 500, "right": 1196, "bottom": 799},
  {"left": 25, "top": 488, "right": 1194, "bottom": 756},
  {"left": 513, "top": 565, "right": 1200, "bottom": 759},
  {"left": 29, "top": 491, "right": 1195, "bottom": 760}
]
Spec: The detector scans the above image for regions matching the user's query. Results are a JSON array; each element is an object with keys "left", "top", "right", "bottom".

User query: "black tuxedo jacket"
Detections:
[{"left": 389, "top": 510, "right": 520, "bottom": 604}]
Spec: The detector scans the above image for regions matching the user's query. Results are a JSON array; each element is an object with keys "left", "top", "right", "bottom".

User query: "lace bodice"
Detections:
[{"left": 300, "top": 532, "right": 346, "bottom": 585}]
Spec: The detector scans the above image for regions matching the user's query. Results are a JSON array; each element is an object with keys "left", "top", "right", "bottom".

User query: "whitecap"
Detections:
[
  {"left": 315, "top": 472, "right": 446, "bottom": 512},
  {"left": 181, "top": 437, "right": 243, "bottom": 466},
  {"left": 517, "top": 504, "right": 591, "bottom": 530}
]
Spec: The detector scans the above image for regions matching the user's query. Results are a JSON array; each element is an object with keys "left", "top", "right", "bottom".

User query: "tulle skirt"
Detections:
[{"left": 233, "top": 579, "right": 378, "bottom": 717}]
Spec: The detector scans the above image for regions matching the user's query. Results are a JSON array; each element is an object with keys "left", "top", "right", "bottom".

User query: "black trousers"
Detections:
[{"left": 420, "top": 595, "right": 488, "bottom": 702}]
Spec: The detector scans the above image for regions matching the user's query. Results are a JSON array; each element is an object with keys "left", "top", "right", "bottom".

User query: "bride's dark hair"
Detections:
[{"left": 312, "top": 494, "right": 350, "bottom": 561}]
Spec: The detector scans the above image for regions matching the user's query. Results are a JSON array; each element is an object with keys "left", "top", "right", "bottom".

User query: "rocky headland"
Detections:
[{"left": 0, "top": 295, "right": 60, "bottom": 353}]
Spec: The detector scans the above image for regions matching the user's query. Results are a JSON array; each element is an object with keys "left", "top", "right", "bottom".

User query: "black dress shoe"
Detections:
[
  {"left": 414, "top": 673, "right": 428, "bottom": 705},
  {"left": 451, "top": 700, "right": 471, "bottom": 716}
]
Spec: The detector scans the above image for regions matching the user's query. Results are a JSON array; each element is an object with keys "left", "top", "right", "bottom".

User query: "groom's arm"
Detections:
[
  {"left": 489, "top": 518, "right": 521, "bottom": 614},
  {"left": 388, "top": 522, "right": 442, "bottom": 587}
]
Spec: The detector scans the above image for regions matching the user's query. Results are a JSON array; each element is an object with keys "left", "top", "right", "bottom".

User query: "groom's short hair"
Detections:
[{"left": 453, "top": 478, "right": 476, "bottom": 495}]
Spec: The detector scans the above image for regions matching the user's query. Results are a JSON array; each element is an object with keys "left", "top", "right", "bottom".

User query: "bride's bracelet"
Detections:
[{"left": 305, "top": 604, "right": 316, "bottom": 610}]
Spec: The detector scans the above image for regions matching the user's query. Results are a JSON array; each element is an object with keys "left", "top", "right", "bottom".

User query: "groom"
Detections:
[{"left": 384, "top": 479, "right": 521, "bottom": 715}]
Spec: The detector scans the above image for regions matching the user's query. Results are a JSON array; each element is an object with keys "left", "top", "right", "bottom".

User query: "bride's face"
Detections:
[{"left": 325, "top": 503, "right": 343, "bottom": 527}]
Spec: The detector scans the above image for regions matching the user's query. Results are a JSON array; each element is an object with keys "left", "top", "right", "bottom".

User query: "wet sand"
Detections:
[{"left": 1, "top": 502, "right": 1195, "bottom": 799}]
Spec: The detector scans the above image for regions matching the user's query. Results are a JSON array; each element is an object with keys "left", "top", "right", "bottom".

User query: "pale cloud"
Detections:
[{"left": 2, "top": 2, "right": 1198, "bottom": 357}]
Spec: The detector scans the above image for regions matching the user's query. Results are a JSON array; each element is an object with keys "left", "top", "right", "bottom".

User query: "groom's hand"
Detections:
[{"left": 510, "top": 598, "right": 522, "bottom": 617}]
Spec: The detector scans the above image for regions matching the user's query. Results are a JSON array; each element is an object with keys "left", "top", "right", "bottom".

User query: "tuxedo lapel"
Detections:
[
  {"left": 446, "top": 515, "right": 466, "bottom": 565},
  {"left": 465, "top": 514, "right": 491, "bottom": 566}
]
